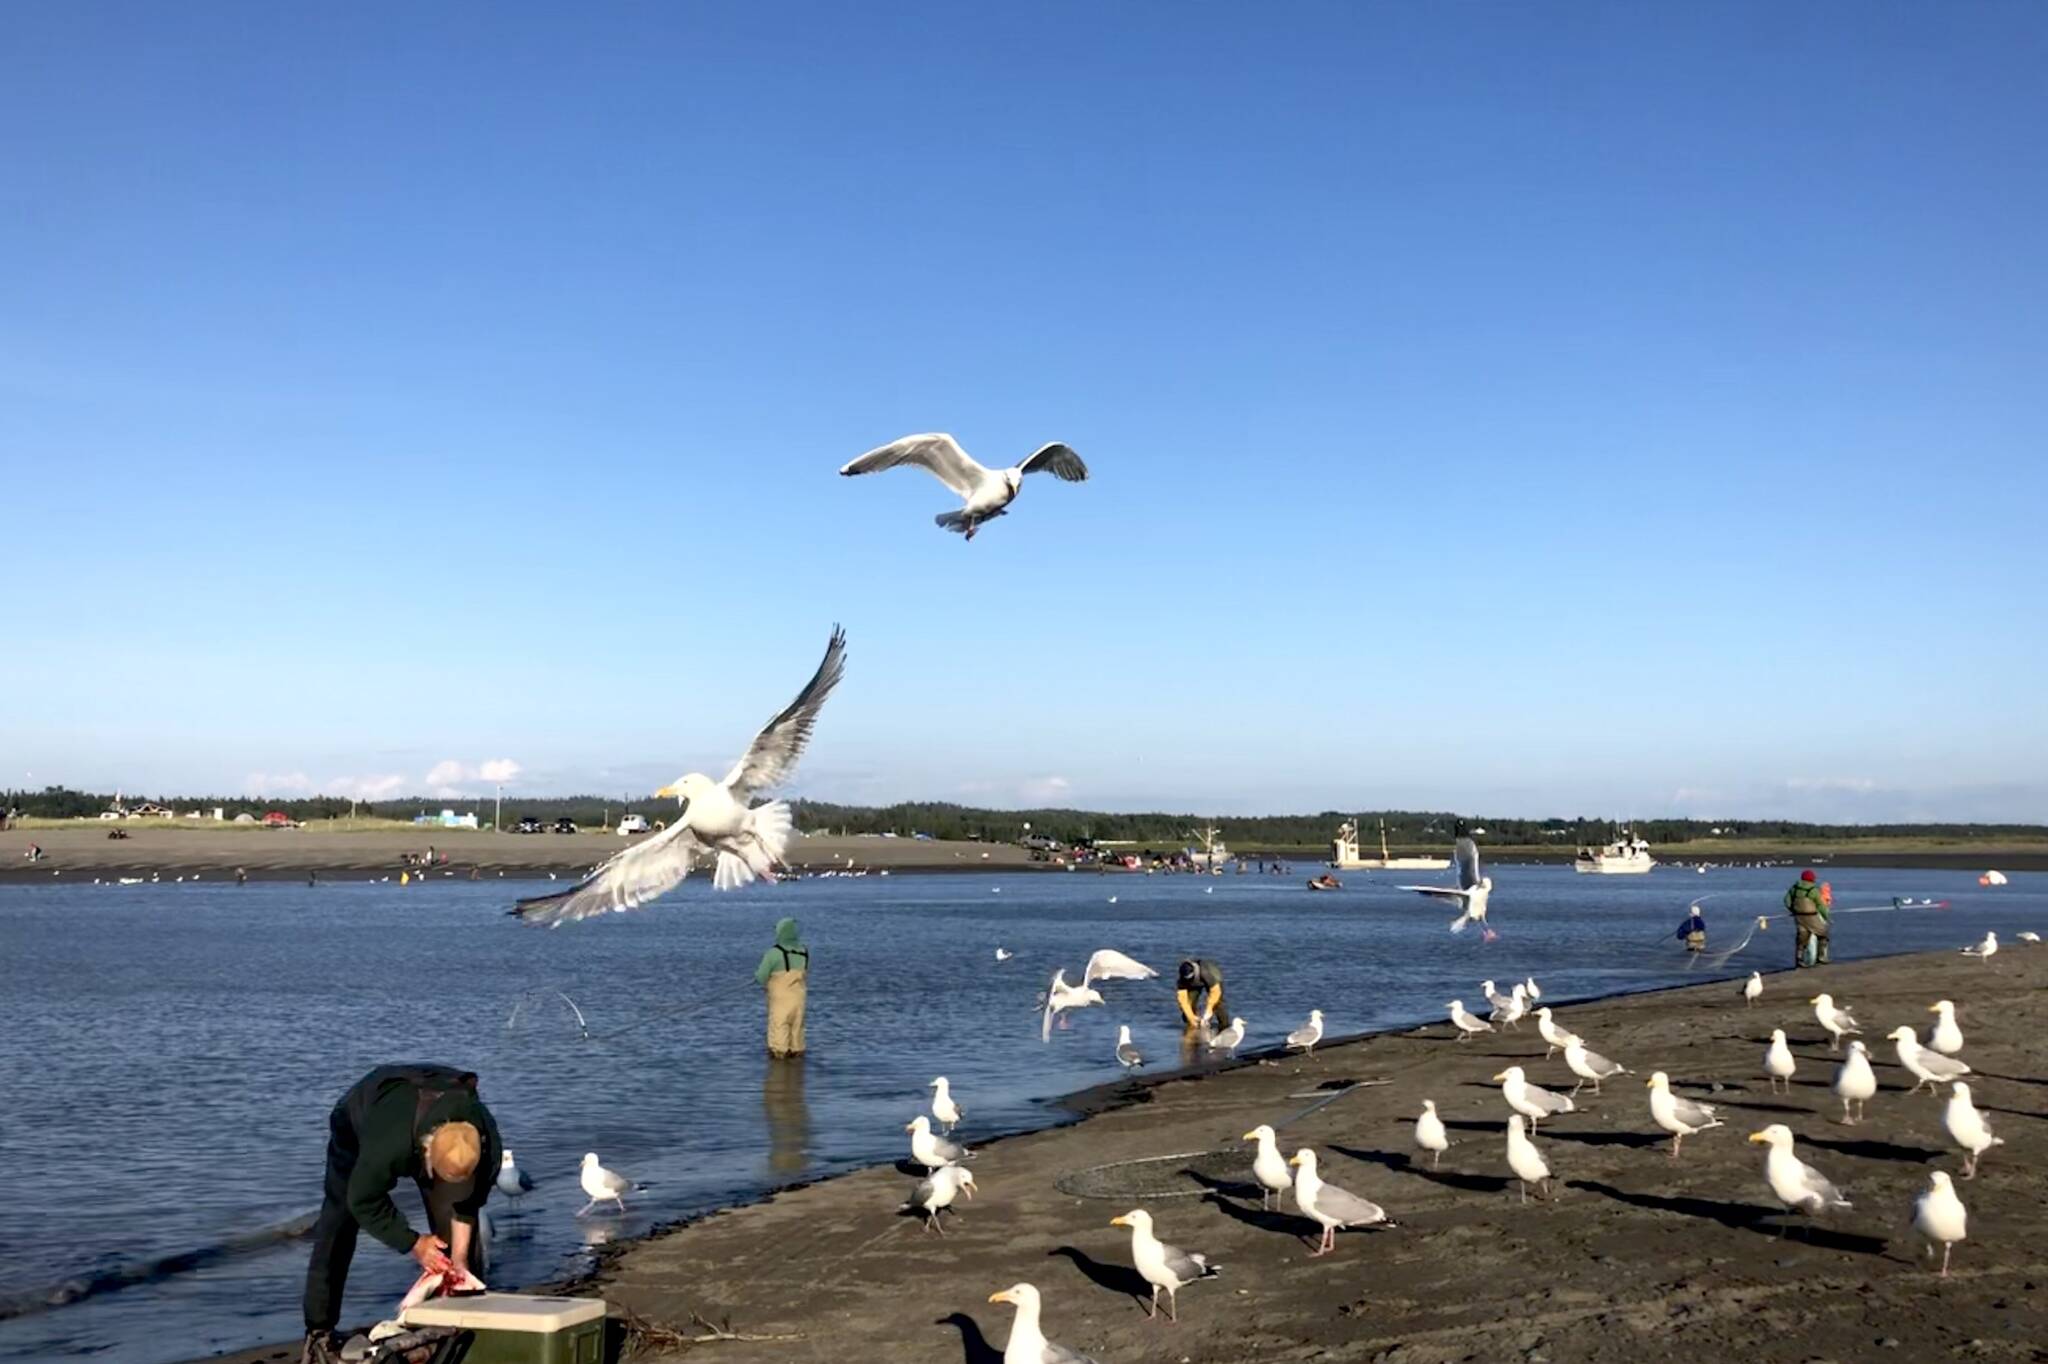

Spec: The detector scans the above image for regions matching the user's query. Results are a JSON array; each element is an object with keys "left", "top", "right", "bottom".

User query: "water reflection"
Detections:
[{"left": 762, "top": 1056, "right": 811, "bottom": 1178}]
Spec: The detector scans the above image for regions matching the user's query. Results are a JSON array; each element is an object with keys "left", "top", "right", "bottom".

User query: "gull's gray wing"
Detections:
[
  {"left": 1455, "top": 837, "right": 1482, "bottom": 891},
  {"left": 1580, "top": 1047, "right": 1622, "bottom": 1075},
  {"left": 1531, "top": 1086, "right": 1575, "bottom": 1115},
  {"left": 1315, "top": 1181, "right": 1389, "bottom": 1228},
  {"left": 1919, "top": 1052, "right": 1971, "bottom": 1080},
  {"left": 906, "top": 1174, "right": 937, "bottom": 1209},
  {"left": 513, "top": 822, "right": 701, "bottom": 926},
  {"left": 1018, "top": 442, "right": 1088, "bottom": 482},
  {"left": 1796, "top": 1161, "right": 1848, "bottom": 1208},
  {"left": 840, "top": 433, "right": 987, "bottom": 496},
  {"left": 1157, "top": 1240, "right": 1215, "bottom": 1283},
  {"left": 1040, "top": 1343, "right": 1100, "bottom": 1364},
  {"left": 1670, "top": 1095, "right": 1718, "bottom": 1127},
  {"left": 721, "top": 626, "right": 848, "bottom": 801},
  {"left": 1399, "top": 885, "right": 1469, "bottom": 902}
]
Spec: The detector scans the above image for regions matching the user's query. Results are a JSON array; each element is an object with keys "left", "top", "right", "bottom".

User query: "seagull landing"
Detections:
[
  {"left": 514, "top": 628, "right": 846, "bottom": 924},
  {"left": 840, "top": 433, "right": 1088, "bottom": 541},
  {"left": 1399, "top": 836, "right": 1494, "bottom": 938}
]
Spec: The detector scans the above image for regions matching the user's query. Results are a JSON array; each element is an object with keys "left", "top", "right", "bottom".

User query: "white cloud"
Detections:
[
  {"left": 423, "top": 757, "right": 525, "bottom": 792},
  {"left": 244, "top": 771, "right": 315, "bottom": 796},
  {"left": 330, "top": 773, "right": 408, "bottom": 802},
  {"left": 477, "top": 758, "right": 522, "bottom": 783},
  {"left": 425, "top": 759, "right": 469, "bottom": 788},
  {"left": 1018, "top": 776, "right": 1073, "bottom": 803}
]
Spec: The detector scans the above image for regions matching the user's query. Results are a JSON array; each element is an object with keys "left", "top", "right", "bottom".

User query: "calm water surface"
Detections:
[{"left": 0, "top": 863, "right": 2039, "bottom": 1361}]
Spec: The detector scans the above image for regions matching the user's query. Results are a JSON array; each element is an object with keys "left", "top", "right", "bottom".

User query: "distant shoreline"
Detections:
[{"left": 1, "top": 825, "right": 2040, "bottom": 884}]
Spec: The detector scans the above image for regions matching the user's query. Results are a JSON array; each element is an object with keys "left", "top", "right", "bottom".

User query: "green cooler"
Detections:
[{"left": 400, "top": 1293, "right": 606, "bottom": 1364}]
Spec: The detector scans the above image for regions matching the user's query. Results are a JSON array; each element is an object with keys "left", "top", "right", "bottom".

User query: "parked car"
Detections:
[
  {"left": 552, "top": 817, "right": 579, "bottom": 835},
  {"left": 617, "top": 814, "right": 650, "bottom": 836},
  {"left": 515, "top": 815, "right": 545, "bottom": 835}
]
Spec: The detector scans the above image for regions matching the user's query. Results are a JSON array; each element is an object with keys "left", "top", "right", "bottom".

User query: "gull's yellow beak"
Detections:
[
  {"left": 1747, "top": 1132, "right": 1769, "bottom": 1144},
  {"left": 1808, "top": 996, "right": 1821, "bottom": 1004},
  {"left": 655, "top": 784, "right": 677, "bottom": 798},
  {"left": 1288, "top": 1153, "right": 1303, "bottom": 1166},
  {"left": 1927, "top": 1004, "right": 1940, "bottom": 1013},
  {"left": 1240, "top": 1130, "right": 1259, "bottom": 1141},
  {"left": 1492, "top": 1071, "right": 1507, "bottom": 1082},
  {"left": 1645, "top": 1077, "right": 1656, "bottom": 1087},
  {"left": 988, "top": 1290, "right": 1012, "bottom": 1305},
  {"left": 904, "top": 1122, "right": 915, "bottom": 1132},
  {"left": 1109, "top": 1215, "right": 1127, "bottom": 1227}
]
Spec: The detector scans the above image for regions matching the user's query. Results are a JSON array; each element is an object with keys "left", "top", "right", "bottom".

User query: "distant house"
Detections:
[
  {"left": 413, "top": 809, "right": 480, "bottom": 830},
  {"left": 127, "top": 801, "right": 175, "bottom": 819}
]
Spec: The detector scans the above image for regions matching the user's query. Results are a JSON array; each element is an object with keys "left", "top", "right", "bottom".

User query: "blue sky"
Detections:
[{"left": 4, "top": 3, "right": 2044, "bottom": 822}]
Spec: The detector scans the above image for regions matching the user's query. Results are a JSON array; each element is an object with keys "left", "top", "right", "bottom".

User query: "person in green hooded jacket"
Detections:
[{"left": 756, "top": 917, "right": 810, "bottom": 1057}]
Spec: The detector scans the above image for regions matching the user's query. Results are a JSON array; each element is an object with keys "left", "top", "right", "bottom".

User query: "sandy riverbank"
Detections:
[
  {"left": 198, "top": 945, "right": 2047, "bottom": 1363},
  {"left": 0, "top": 826, "right": 1034, "bottom": 884}
]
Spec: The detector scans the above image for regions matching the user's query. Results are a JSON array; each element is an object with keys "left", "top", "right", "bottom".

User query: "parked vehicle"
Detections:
[
  {"left": 515, "top": 815, "right": 545, "bottom": 835},
  {"left": 553, "top": 817, "right": 579, "bottom": 835},
  {"left": 617, "top": 814, "right": 651, "bottom": 836}
]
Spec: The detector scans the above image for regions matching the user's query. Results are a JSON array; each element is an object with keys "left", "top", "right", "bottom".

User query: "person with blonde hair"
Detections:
[{"left": 301, "top": 1065, "right": 503, "bottom": 1364}]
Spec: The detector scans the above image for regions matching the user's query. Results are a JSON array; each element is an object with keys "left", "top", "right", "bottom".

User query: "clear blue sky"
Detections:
[{"left": 5, "top": 3, "right": 2044, "bottom": 822}]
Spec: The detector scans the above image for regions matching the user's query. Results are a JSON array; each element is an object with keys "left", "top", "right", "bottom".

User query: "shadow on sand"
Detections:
[
  {"left": 1047, "top": 1245, "right": 1149, "bottom": 1311},
  {"left": 1330, "top": 1144, "right": 1511, "bottom": 1195},
  {"left": 935, "top": 1312, "right": 1004, "bottom": 1364},
  {"left": 1570, "top": 1180, "right": 1887, "bottom": 1255}
]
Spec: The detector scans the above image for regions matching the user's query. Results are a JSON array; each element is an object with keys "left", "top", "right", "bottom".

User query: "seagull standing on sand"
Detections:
[
  {"left": 515, "top": 628, "right": 847, "bottom": 924},
  {"left": 1961, "top": 931, "right": 1998, "bottom": 961},
  {"left": 1288, "top": 1148, "right": 1394, "bottom": 1253},
  {"left": 907, "top": 1114, "right": 971, "bottom": 1171},
  {"left": 1647, "top": 1072, "right": 1723, "bottom": 1158},
  {"left": 2018, "top": 931, "right": 2042, "bottom": 943},
  {"left": 1400, "top": 836, "right": 1494, "bottom": 938},
  {"left": 1927, "top": 1000, "right": 1965, "bottom": 1055},
  {"left": 988, "top": 1283, "right": 1098, "bottom": 1364},
  {"left": 1241, "top": 1125, "right": 1292, "bottom": 1209},
  {"left": 1889, "top": 1026, "right": 1972, "bottom": 1095},
  {"left": 1482, "top": 980, "right": 1516, "bottom": 1017},
  {"left": 1831, "top": 1040, "right": 1878, "bottom": 1124},
  {"left": 1535, "top": 1007, "right": 1574, "bottom": 1058},
  {"left": 905, "top": 1165, "right": 975, "bottom": 1233},
  {"left": 496, "top": 1150, "right": 536, "bottom": 1206},
  {"left": 1414, "top": 1101, "right": 1450, "bottom": 1168},
  {"left": 1111, "top": 1208, "right": 1219, "bottom": 1321},
  {"left": 1447, "top": 1000, "right": 1492, "bottom": 1041},
  {"left": 929, "top": 1077, "right": 963, "bottom": 1134},
  {"left": 1750, "top": 1124, "right": 1852, "bottom": 1229},
  {"left": 1810, "top": 993, "right": 1860, "bottom": 1051},
  {"left": 1562, "top": 1038, "right": 1629, "bottom": 1096},
  {"left": 1743, "top": 972, "right": 1763, "bottom": 1007},
  {"left": 1496, "top": 1066, "right": 1576, "bottom": 1127},
  {"left": 1915, "top": 1171, "right": 1968, "bottom": 1277},
  {"left": 1942, "top": 1081, "right": 2004, "bottom": 1178},
  {"left": 1115, "top": 1024, "right": 1144, "bottom": 1070},
  {"left": 576, "top": 1153, "right": 632, "bottom": 1217},
  {"left": 1763, "top": 1030, "right": 1797, "bottom": 1094},
  {"left": 1206, "top": 1016, "right": 1246, "bottom": 1057},
  {"left": 840, "top": 433, "right": 1089, "bottom": 541},
  {"left": 1523, "top": 976, "right": 1542, "bottom": 1002},
  {"left": 1503, "top": 1115, "right": 1552, "bottom": 1203},
  {"left": 1286, "top": 1009, "right": 1325, "bottom": 1057}
]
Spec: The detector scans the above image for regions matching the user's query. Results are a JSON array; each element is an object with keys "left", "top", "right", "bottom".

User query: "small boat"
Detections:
[
  {"left": 1574, "top": 832, "right": 1656, "bottom": 875},
  {"left": 1307, "top": 874, "right": 1342, "bottom": 891},
  {"left": 1330, "top": 818, "right": 1450, "bottom": 871}
]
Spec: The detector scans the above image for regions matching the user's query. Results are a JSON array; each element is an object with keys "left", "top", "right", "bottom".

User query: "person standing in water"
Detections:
[
  {"left": 1174, "top": 958, "right": 1227, "bottom": 1031},
  {"left": 1784, "top": 869, "right": 1830, "bottom": 967},
  {"left": 756, "top": 917, "right": 810, "bottom": 1058}
]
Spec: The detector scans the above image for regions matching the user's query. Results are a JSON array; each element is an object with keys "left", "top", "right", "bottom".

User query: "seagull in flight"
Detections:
[
  {"left": 840, "top": 433, "right": 1088, "bottom": 541},
  {"left": 514, "top": 627, "right": 846, "bottom": 925},
  {"left": 1400, "top": 835, "right": 1494, "bottom": 938}
]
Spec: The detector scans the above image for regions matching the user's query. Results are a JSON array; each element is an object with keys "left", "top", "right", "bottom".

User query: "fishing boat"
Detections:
[
  {"left": 1574, "top": 832, "right": 1656, "bottom": 875},
  {"left": 1330, "top": 819, "right": 1450, "bottom": 871}
]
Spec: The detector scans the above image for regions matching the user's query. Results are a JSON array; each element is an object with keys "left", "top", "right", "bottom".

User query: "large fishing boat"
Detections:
[
  {"left": 1574, "top": 832, "right": 1656, "bottom": 875},
  {"left": 1330, "top": 819, "right": 1451, "bottom": 871}
]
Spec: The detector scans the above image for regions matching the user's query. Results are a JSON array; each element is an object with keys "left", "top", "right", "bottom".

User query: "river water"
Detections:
[{"left": 0, "top": 862, "right": 2037, "bottom": 1361}]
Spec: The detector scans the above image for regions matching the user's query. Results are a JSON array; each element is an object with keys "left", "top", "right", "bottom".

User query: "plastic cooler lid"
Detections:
[{"left": 402, "top": 1293, "right": 606, "bottom": 1332}]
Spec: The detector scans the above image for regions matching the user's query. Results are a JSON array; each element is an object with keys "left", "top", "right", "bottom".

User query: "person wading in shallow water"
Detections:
[
  {"left": 1784, "top": 869, "right": 1831, "bottom": 967},
  {"left": 300, "top": 1065, "right": 502, "bottom": 1364},
  {"left": 757, "top": 917, "right": 810, "bottom": 1058},
  {"left": 1175, "top": 958, "right": 1227, "bottom": 1031}
]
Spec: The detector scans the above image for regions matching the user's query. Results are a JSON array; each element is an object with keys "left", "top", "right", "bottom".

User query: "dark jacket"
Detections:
[{"left": 341, "top": 1064, "right": 502, "bottom": 1254}]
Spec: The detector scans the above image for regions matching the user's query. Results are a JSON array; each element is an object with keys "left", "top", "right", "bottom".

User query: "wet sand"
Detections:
[
  {"left": 0, "top": 826, "right": 1032, "bottom": 883},
  {"left": 199, "top": 946, "right": 2047, "bottom": 1362}
]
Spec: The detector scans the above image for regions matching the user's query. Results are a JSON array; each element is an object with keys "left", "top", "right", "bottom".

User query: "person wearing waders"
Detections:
[
  {"left": 1175, "top": 958, "right": 1227, "bottom": 1031},
  {"left": 1784, "top": 869, "right": 1831, "bottom": 967},
  {"left": 300, "top": 1065, "right": 502, "bottom": 1364},
  {"left": 757, "top": 917, "right": 810, "bottom": 1058}
]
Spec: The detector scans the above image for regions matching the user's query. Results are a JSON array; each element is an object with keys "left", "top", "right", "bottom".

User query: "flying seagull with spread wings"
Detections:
[
  {"left": 840, "top": 433, "right": 1088, "bottom": 540},
  {"left": 1399, "top": 834, "right": 1495, "bottom": 938},
  {"left": 513, "top": 626, "right": 847, "bottom": 926}
]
